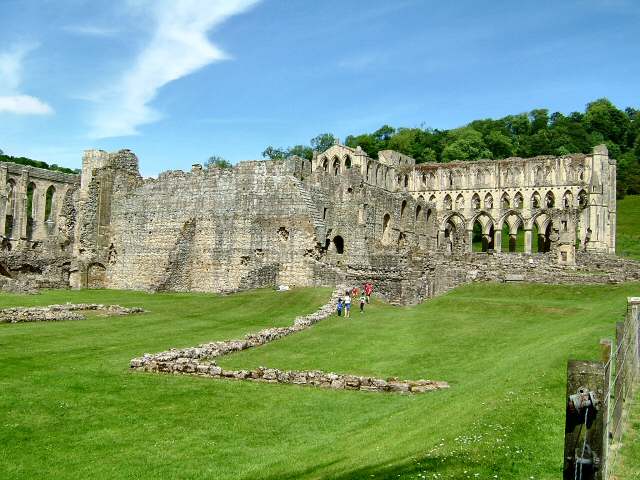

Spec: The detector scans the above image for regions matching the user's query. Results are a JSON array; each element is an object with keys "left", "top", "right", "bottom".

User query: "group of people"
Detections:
[{"left": 336, "top": 282, "right": 374, "bottom": 317}]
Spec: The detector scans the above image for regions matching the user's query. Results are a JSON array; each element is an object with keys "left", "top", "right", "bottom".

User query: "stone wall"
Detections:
[
  {"left": 131, "top": 286, "right": 449, "bottom": 394},
  {"left": 0, "top": 303, "right": 144, "bottom": 323}
]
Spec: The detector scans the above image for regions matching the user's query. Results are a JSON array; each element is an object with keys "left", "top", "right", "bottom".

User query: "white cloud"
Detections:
[
  {"left": 0, "top": 95, "right": 53, "bottom": 115},
  {"left": 62, "top": 25, "right": 118, "bottom": 37},
  {"left": 89, "top": 0, "right": 260, "bottom": 139},
  {"left": 0, "top": 43, "right": 54, "bottom": 115}
]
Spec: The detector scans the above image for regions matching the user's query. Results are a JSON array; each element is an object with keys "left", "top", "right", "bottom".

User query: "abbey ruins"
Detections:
[{"left": 0, "top": 143, "right": 636, "bottom": 303}]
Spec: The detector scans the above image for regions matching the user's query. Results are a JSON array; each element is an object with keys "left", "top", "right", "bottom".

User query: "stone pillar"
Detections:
[
  {"left": 33, "top": 185, "right": 47, "bottom": 240},
  {"left": 494, "top": 229, "right": 502, "bottom": 253},
  {"left": 15, "top": 170, "right": 29, "bottom": 240},
  {"left": 524, "top": 229, "right": 532, "bottom": 254},
  {"left": 0, "top": 166, "right": 7, "bottom": 237},
  {"left": 466, "top": 229, "right": 474, "bottom": 253}
]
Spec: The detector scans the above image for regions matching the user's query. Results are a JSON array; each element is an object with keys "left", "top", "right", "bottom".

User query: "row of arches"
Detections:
[
  {"left": 438, "top": 189, "right": 587, "bottom": 212},
  {"left": 320, "top": 154, "right": 353, "bottom": 177},
  {"left": 4, "top": 179, "right": 58, "bottom": 240}
]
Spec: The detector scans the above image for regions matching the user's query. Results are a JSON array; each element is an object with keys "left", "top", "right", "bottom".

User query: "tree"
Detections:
[
  {"left": 261, "top": 146, "right": 288, "bottom": 160},
  {"left": 206, "top": 155, "right": 232, "bottom": 169},
  {"left": 442, "top": 128, "right": 492, "bottom": 161},
  {"left": 288, "top": 145, "right": 313, "bottom": 160},
  {"left": 310, "top": 133, "right": 337, "bottom": 153}
]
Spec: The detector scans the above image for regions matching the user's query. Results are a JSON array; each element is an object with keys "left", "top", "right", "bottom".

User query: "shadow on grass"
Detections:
[{"left": 251, "top": 451, "right": 494, "bottom": 480}]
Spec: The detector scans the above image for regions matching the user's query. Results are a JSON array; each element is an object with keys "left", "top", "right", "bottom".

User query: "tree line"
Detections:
[
  {"left": 0, "top": 149, "right": 79, "bottom": 175},
  {"left": 262, "top": 98, "right": 640, "bottom": 198}
]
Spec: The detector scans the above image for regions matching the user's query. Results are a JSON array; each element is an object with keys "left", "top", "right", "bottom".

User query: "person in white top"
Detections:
[{"left": 344, "top": 291, "right": 351, "bottom": 318}]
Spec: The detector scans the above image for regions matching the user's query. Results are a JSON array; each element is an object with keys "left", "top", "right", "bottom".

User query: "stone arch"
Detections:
[
  {"left": 321, "top": 157, "right": 328, "bottom": 173},
  {"left": 471, "top": 193, "right": 480, "bottom": 211},
  {"left": 415, "top": 204, "right": 422, "bottom": 221},
  {"left": 483, "top": 193, "right": 493, "bottom": 210},
  {"left": 562, "top": 190, "right": 573, "bottom": 209},
  {"left": 344, "top": 155, "right": 352, "bottom": 170},
  {"left": 417, "top": 194, "right": 425, "bottom": 203},
  {"left": 498, "top": 211, "right": 525, "bottom": 253},
  {"left": 529, "top": 212, "right": 552, "bottom": 253},
  {"left": 531, "top": 191, "right": 541, "bottom": 209},
  {"left": 333, "top": 235, "right": 344, "bottom": 254},
  {"left": 366, "top": 160, "right": 372, "bottom": 182},
  {"left": 382, "top": 213, "right": 391, "bottom": 243},
  {"left": 500, "top": 192, "right": 510, "bottom": 210},
  {"left": 45, "top": 185, "right": 56, "bottom": 222},
  {"left": 470, "top": 211, "right": 496, "bottom": 252},
  {"left": 441, "top": 212, "right": 466, "bottom": 254},
  {"left": 455, "top": 193, "right": 464, "bottom": 210},
  {"left": 4, "top": 179, "right": 16, "bottom": 237},
  {"left": 545, "top": 191, "right": 555, "bottom": 208},
  {"left": 332, "top": 156, "right": 340, "bottom": 176},
  {"left": 428, "top": 194, "right": 436, "bottom": 204},
  {"left": 443, "top": 194, "right": 452, "bottom": 211},
  {"left": 400, "top": 200, "right": 407, "bottom": 221},
  {"left": 403, "top": 175, "right": 409, "bottom": 189},
  {"left": 514, "top": 191, "right": 523, "bottom": 209},
  {"left": 578, "top": 189, "right": 588, "bottom": 208},
  {"left": 26, "top": 182, "right": 36, "bottom": 240},
  {"left": 425, "top": 208, "right": 437, "bottom": 250}
]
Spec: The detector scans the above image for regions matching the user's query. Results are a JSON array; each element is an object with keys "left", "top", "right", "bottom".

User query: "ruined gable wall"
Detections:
[{"left": 102, "top": 159, "right": 321, "bottom": 292}]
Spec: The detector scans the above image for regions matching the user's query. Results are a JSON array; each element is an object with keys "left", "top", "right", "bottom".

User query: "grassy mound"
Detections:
[{"left": 1, "top": 283, "right": 637, "bottom": 479}]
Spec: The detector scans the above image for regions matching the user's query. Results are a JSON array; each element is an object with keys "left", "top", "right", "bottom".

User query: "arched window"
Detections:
[
  {"left": 578, "top": 189, "right": 588, "bottom": 208},
  {"left": 501, "top": 193, "right": 510, "bottom": 210},
  {"left": 5, "top": 179, "right": 16, "bottom": 237},
  {"left": 332, "top": 157, "right": 340, "bottom": 176},
  {"left": 514, "top": 192, "right": 523, "bottom": 209},
  {"left": 455, "top": 194, "right": 464, "bottom": 210},
  {"left": 382, "top": 213, "right": 391, "bottom": 241},
  {"left": 484, "top": 193, "right": 493, "bottom": 209},
  {"left": 415, "top": 204, "right": 422, "bottom": 221},
  {"left": 531, "top": 191, "right": 541, "bottom": 209},
  {"left": 45, "top": 185, "right": 56, "bottom": 221},
  {"left": 400, "top": 200, "right": 407, "bottom": 220},
  {"left": 404, "top": 175, "right": 409, "bottom": 188},
  {"left": 322, "top": 157, "right": 328, "bottom": 173},
  {"left": 26, "top": 182, "right": 36, "bottom": 240},
  {"left": 563, "top": 190, "right": 573, "bottom": 209},
  {"left": 472, "top": 193, "right": 480, "bottom": 211},
  {"left": 344, "top": 156, "right": 352, "bottom": 169},
  {"left": 443, "top": 194, "right": 452, "bottom": 211},
  {"left": 429, "top": 194, "right": 436, "bottom": 203},
  {"left": 333, "top": 235, "right": 344, "bottom": 254},
  {"left": 545, "top": 191, "right": 555, "bottom": 208}
]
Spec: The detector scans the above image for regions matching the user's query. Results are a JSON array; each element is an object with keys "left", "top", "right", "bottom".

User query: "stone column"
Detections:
[
  {"left": 524, "top": 229, "right": 532, "bottom": 254},
  {"left": 494, "top": 229, "right": 502, "bottom": 253},
  {"left": 15, "top": 170, "right": 29, "bottom": 240},
  {"left": 466, "top": 229, "right": 474, "bottom": 253},
  {"left": 33, "top": 184, "right": 47, "bottom": 240},
  {"left": 0, "top": 166, "right": 7, "bottom": 236}
]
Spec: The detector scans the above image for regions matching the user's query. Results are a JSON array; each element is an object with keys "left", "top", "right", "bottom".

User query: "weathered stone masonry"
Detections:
[{"left": 0, "top": 143, "right": 635, "bottom": 303}]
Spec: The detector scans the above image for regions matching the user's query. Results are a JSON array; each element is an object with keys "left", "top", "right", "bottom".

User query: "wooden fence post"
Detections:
[
  {"left": 613, "top": 322, "right": 625, "bottom": 442},
  {"left": 599, "top": 339, "right": 612, "bottom": 480},
  {"left": 563, "top": 360, "right": 606, "bottom": 480}
]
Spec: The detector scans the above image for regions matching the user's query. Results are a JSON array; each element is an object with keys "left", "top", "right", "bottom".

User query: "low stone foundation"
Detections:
[
  {"left": 0, "top": 304, "right": 145, "bottom": 324},
  {"left": 130, "top": 287, "right": 448, "bottom": 394}
]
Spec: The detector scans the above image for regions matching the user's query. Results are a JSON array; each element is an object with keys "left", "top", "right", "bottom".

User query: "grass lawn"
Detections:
[
  {"left": 611, "top": 390, "right": 640, "bottom": 479},
  {"left": 1, "top": 283, "right": 639, "bottom": 479},
  {"left": 617, "top": 194, "right": 640, "bottom": 261}
]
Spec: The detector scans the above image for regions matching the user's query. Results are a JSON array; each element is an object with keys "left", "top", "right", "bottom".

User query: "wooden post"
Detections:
[
  {"left": 563, "top": 360, "right": 606, "bottom": 480},
  {"left": 613, "top": 322, "right": 625, "bottom": 442}
]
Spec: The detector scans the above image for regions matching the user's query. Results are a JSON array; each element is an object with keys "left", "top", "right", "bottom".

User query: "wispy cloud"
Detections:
[
  {"left": 0, "top": 43, "right": 54, "bottom": 115},
  {"left": 63, "top": 24, "right": 118, "bottom": 37},
  {"left": 89, "top": 0, "right": 260, "bottom": 139}
]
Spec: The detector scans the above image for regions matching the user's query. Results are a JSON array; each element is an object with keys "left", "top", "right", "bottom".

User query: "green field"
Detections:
[
  {"left": 617, "top": 195, "right": 640, "bottom": 261},
  {"left": 1, "top": 283, "right": 638, "bottom": 479}
]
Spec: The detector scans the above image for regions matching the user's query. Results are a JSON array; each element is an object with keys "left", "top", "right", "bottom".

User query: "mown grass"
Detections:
[
  {"left": 617, "top": 195, "right": 640, "bottom": 261},
  {"left": 1, "top": 283, "right": 638, "bottom": 479},
  {"left": 611, "top": 390, "right": 640, "bottom": 479}
]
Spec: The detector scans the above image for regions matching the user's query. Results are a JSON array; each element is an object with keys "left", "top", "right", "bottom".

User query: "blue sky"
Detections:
[{"left": 0, "top": 0, "right": 639, "bottom": 176}]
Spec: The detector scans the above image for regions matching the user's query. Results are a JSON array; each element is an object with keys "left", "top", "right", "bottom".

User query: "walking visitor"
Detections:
[{"left": 344, "top": 291, "right": 351, "bottom": 318}]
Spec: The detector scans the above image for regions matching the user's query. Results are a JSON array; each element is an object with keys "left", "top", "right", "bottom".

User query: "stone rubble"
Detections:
[
  {"left": 0, "top": 303, "right": 145, "bottom": 324},
  {"left": 130, "top": 286, "right": 449, "bottom": 394}
]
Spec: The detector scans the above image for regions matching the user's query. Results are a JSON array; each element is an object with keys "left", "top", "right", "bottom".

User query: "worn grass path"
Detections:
[{"left": 1, "top": 283, "right": 638, "bottom": 479}]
